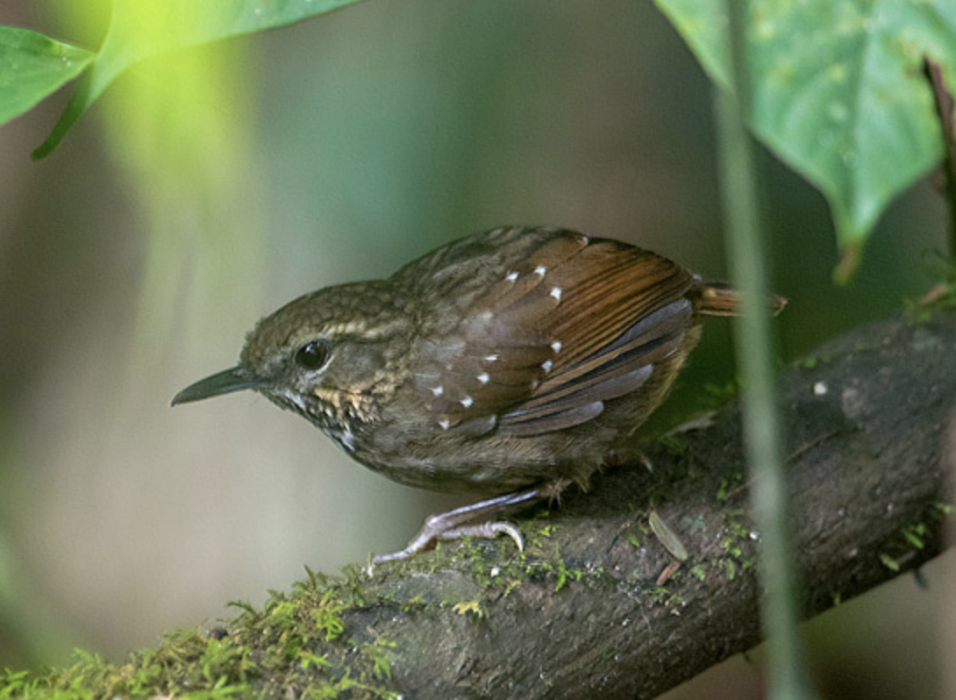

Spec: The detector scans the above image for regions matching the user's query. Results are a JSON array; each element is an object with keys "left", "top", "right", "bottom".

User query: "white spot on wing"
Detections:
[
  {"left": 534, "top": 265, "right": 547, "bottom": 277},
  {"left": 460, "top": 396, "right": 474, "bottom": 408},
  {"left": 485, "top": 354, "right": 499, "bottom": 363},
  {"left": 541, "top": 360, "right": 553, "bottom": 373},
  {"left": 551, "top": 341, "right": 562, "bottom": 353},
  {"left": 550, "top": 287, "right": 562, "bottom": 301},
  {"left": 439, "top": 419, "right": 451, "bottom": 430},
  {"left": 476, "top": 372, "right": 490, "bottom": 384},
  {"left": 430, "top": 385, "right": 444, "bottom": 397},
  {"left": 505, "top": 271, "right": 519, "bottom": 282}
]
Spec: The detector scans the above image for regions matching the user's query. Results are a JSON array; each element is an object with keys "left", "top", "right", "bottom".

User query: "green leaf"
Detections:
[
  {"left": 31, "top": 0, "right": 368, "bottom": 158},
  {"left": 0, "top": 27, "right": 94, "bottom": 125},
  {"left": 656, "top": 0, "right": 956, "bottom": 279}
]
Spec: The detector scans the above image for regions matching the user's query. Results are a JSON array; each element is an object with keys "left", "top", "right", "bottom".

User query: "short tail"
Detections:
[{"left": 696, "top": 282, "right": 787, "bottom": 317}]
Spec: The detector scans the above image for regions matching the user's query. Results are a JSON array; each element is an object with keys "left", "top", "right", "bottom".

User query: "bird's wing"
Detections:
[{"left": 409, "top": 231, "right": 695, "bottom": 437}]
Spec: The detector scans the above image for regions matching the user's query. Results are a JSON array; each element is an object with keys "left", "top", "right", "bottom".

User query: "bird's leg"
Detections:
[{"left": 372, "top": 486, "right": 553, "bottom": 564}]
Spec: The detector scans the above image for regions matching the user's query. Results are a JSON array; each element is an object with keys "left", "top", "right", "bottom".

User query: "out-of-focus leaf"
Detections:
[
  {"left": 649, "top": 510, "right": 689, "bottom": 561},
  {"left": 655, "top": 0, "right": 956, "bottom": 280},
  {"left": 31, "top": 0, "right": 368, "bottom": 158},
  {"left": 0, "top": 27, "right": 94, "bottom": 125}
]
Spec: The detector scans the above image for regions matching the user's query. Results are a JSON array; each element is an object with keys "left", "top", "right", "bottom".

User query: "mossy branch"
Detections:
[{"left": 7, "top": 306, "right": 956, "bottom": 699}]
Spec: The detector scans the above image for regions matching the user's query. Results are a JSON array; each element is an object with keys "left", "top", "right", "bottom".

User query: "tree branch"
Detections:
[{"left": 23, "top": 307, "right": 956, "bottom": 699}]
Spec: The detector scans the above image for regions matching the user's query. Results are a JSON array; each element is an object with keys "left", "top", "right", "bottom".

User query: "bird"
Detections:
[{"left": 172, "top": 226, "right": 784, "bottom": 562}]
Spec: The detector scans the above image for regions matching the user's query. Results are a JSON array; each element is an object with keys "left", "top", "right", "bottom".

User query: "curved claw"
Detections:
[{"left": 441, "top": 520, "right": 525, "bottom": 552}]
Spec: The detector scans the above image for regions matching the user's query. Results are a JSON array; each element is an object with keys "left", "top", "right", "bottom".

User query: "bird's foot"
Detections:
[{"left": 371, "top": 487, "right": 545, "bottom": 565}]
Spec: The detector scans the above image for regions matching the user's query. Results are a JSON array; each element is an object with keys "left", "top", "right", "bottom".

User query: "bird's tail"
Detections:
[{"left": 696, "top": 282, "right": 787, "bottom": 317}]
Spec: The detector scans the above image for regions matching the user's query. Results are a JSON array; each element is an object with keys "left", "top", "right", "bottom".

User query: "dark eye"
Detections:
[{"left": 294, "top": 340, "right": 330, "bottom": 370}]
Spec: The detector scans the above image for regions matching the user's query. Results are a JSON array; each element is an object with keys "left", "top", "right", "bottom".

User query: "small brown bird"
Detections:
[{"left": 173, "top": 226, "right": 783, "bottom": 562}]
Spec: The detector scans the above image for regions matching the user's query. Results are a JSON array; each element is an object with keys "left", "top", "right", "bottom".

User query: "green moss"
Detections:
[
  {"left": 711, "top": 505, "right": 756, "bottom": 580},
  {"left": 440, "top": 520, "right": 610, "bottom": 596},
  {"left": 0, "top": 563, "right": 410, "bottom": 700},
  {"left": 450, "top": 528, "right": 609, "bottom": 596},
  {"left": 312, "top": 593, "right": 348, "bottom": 641},
  {"left": 932, "top": 501, "right": 955, "bottom": 518},
  {"left": 680, "top": 514, "right": 706, "bottom": 536},
  {"left": 361, "top": 635, "right": 397, "bottom": 681},
  {"left": 719, "top": 558, "right": 738, "bottom": 580},
  {"left": 545, "top": 544, "right": 583, "bottom": 592},
  {"left": 398, "top": 594, "right": 427, "bottom": 614},
  {"left": 451, "top": 600, "right": 489, "bottom": 620},
  {"left": 1, "top": 669, "right": 36, "bottom": 697},
  {"left": 641, "top": 585, "right": 685, "bottom": 609},
  {"left": 525, "top": 523, "right": 555, "bottom": 551},
  {"left": 879, "top": 553, "right": 901, "bottom": 572},
  {"left": 624, "top": 531, "right": 642, "bottom": 549},
  {"left": 901, "top": 524, "right": 926, "bottom": 550}
]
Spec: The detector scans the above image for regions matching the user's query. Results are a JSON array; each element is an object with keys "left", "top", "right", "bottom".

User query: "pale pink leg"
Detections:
[{"left": 373, "top": 487, "right": 546, "bottom": 564}]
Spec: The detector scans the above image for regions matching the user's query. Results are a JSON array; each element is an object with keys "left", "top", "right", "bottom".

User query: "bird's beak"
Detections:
[{"left": 171, "top": 366, "right": 262, "bottom": 406}]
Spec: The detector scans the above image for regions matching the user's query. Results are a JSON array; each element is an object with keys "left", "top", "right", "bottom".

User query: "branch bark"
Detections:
[{"left": 25, "top": 307, "right": 956, "bottom": 699}]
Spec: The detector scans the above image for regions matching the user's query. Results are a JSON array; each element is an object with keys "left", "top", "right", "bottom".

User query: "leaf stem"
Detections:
[
  {"left": 922, "top": 57, "right": 956, "bottom": 261},
  {"left": 716, "top": 2, "right": 817, "bottom": 699}
]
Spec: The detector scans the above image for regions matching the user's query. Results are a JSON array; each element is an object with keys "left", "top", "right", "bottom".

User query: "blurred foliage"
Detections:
[
  {"left": 0, "top": 27, "right": 93, "bottom": 123},
  {"left": 2, "top": 0, "right": 954, "bottom": 276},
  {"left": 657, "top": 0, "right": 956, "bottom": 279},
  {"left": 6, "top": 0, "right": 367, "bottom": 155}
]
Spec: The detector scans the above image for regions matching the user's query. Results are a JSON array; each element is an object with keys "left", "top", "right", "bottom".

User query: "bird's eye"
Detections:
[{"left": 294, "top": 340, "right": 330, "bottom": 370}]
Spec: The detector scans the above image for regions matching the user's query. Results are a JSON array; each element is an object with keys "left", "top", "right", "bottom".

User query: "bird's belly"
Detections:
[{"left": 343, "top": 426, "right": 605, "bottom": 494}]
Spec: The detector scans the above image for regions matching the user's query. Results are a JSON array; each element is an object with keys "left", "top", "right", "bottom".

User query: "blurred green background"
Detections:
[{"left": 0, "top": 1, "right": 952, "bottom": 698}]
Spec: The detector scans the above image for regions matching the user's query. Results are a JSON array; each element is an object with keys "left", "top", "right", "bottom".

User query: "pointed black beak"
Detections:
[{"left": 171, "top": 366, "right": 262, "bottom": 406}]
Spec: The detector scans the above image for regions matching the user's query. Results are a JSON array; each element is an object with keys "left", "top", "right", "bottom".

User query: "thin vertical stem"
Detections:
[
  {"left": 717, "top": 2, "right": 817, "bottom": 699},
  {"left": 922, "top": 58, "right": 956, "bottom": 260}
]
